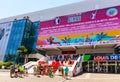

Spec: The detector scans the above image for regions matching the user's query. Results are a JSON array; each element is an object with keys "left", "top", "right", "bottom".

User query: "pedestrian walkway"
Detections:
[
  {"left": 0, "top": 71, "right": 64, "bottom": 82},
  {"left": 0, "top": 71, "right": 120, "bottom": 82},
  {"left": 69, "top": 73, "right": 120, "bottom": 82}
]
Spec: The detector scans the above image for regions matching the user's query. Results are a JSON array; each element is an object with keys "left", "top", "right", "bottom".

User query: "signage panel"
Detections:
[
  {"left": 84, "top": 54, "right": 120, "bottom": 61},
  {"left": 0, "top": 22, "right": 13, "bottom": 61},
  {"left": 37, "top": 6, "right": 120, "bottom": 47}
]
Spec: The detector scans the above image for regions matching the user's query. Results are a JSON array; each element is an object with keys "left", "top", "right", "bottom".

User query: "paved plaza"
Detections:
[{"left": 0, "top": 71, "right": 120, "bottom": 82}]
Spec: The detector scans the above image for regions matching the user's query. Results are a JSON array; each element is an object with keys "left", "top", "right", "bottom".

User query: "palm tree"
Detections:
[
  {"left": 62, "top": 36, "right": 71, "bottom": 44},
  {"left": 17, "top": 45, "right": 28, "bottom": 64},
  {"left": 96, "top": 32, "right": 107, "bottom": 41}
]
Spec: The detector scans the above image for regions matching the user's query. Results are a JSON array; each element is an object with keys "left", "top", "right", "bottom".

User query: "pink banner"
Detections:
[{"left": 38, "top": 6, "right": 120, "bottom": 37}]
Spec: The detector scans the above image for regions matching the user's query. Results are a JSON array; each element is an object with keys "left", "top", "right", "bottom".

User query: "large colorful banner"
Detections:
[
  {"left": 0, "top": 22, "right": 13, "bottom": 61},
  {"left": 37, "top": 6, "right": 120, "bottom": 47}
]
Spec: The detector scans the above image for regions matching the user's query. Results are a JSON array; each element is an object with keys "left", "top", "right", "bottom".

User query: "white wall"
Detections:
[
  {"left": 46, "top": 50, "right": 61, "bottom": 55},
  {"left": 45, "top": 47, "right": 114, "bottom": 55},
  {"left": 76, "top": 48, "right": 114, "bottom": 54}
]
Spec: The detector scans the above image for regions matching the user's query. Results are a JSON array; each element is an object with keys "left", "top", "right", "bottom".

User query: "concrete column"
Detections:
[
  {"left": 106, "top": 61, "right": 108, "bottom": 73},
  {"left": 115, "top": 61, "right": 117, "bottom": 73},
  {"left": 88, "top": 61, "right": 89, "bottom": 72},
  {"left": 98, "top": 61, "right": 100, "bottom": 72},
  {"left": 93, "top": 61, "right": 94, "bottom": 72}
]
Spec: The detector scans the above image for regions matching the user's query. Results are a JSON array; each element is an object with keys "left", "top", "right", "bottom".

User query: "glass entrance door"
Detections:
[
  {"left": 89, "top": 61, "right": 93, "bottom": 72},
  {"left": 94, "top": 61, "right": 107, "bottom": 73},
  {"left": 82, "top": 62, "right": 88, "bottom": 72},
  {"left": 108, "top": 61, "right": 115, "bottom": 73},
  {"left": 83, "top": 61, "right": 118, "bottom": 73},
  {"left": 94, "top": 62, "right": 98, "bottom": 72},
  {"left": 117, "top": 61, "right": 120, "bottom": 73}
]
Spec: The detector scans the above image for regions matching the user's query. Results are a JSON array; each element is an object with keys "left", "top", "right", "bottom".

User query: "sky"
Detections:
[{"left": 0, "top": 0, "right": 84, "bottom": 19}]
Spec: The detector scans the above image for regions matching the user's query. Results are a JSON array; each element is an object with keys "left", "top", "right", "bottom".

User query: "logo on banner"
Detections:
[
  {"left": 106, "top": 8, "right": 118, "bottom": 17},
  {"left": 94, "top": 56, "right": 106, "bottom": 61},
  {"left": 55, "top": 17, "right": 60, "bottom": 25},
  {"left": 93, "top": 55, "right": 120, "bottom": 61},
  {"left": 91, "top": 11, "right": 97, "bottom": 19}
]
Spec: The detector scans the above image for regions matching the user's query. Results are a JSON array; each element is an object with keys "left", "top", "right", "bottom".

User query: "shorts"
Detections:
[{"left": 65, "top": 72, "right": 68, "bottom": 76}]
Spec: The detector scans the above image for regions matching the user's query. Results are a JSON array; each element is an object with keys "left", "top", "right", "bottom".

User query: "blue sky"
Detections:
[{"left": 0, "top": 0, "right": 84, "bottom": 19}]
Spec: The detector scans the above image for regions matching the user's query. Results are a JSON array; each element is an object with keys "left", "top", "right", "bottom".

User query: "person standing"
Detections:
[
  {"left": 33, "top": 66, "right": 37, "bottom": 76},
  {"left": 61, "top": 67, "right": 64, "bottom": 77},
  {"left": 36, "top": 64, "right": 41, "bottom": 77},
  {"left": 24, "top": 67, "right": 28, "bottom": 77},
  {"left": 10, "top": 65, "right": 15, "bottom": 78},
  {"left": 64, "top": 66, "right": 69, "bottom": 79},
  {"left": 19, "top": 66, "right": 24, "bottom": 78},
  {"left": 48, "top": 67, "right": 54, "bottom": 78}
]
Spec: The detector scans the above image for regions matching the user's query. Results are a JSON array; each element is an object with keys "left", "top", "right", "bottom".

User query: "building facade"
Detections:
[
  {"left": 0, "top": 0, "right": 120, "bottom": 73},
  {"left": 36, "top": 5, "right": 120, "bottom": 74},
  {"left": 0, "top": 19, "right": 39, "bottom": 62}
]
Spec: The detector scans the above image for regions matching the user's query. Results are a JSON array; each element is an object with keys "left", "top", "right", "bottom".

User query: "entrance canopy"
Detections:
[{"left": 37, "top": 40, "right": 120, "bottom": 51}]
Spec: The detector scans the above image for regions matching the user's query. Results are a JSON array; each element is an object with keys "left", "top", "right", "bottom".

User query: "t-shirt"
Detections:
[{"left": 64, "top": 67, "right": 69, "bottom": 73}]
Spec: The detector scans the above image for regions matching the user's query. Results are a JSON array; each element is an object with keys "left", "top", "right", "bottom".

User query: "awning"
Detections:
[{"left": 37, "top": 40, "right": 120, "bottom": 51}]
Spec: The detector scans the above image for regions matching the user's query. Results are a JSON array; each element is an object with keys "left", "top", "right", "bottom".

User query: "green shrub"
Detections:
[
  {"left": 0, "top": 61, "right": 4, "bottom": 69},
  {"left": 0, "top": 61, "right": 14, "bottom": 69}
]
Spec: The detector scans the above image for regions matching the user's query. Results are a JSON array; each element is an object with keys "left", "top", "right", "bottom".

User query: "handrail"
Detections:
[{"left": 23, "top": 61, "right": 37, "bottom": 68}]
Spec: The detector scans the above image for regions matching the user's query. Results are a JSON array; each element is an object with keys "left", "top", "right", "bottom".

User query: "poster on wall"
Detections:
[
  {"left": 0, "top": 22, "right": 13, "bottom": 61},
  {"left": 37, "top": 6, "right": 120, "bottom": 48}
]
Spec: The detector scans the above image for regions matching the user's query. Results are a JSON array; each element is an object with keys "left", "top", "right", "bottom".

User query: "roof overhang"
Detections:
[{"left": 37, "top": 40, "right": 120, "bottom": 51}]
